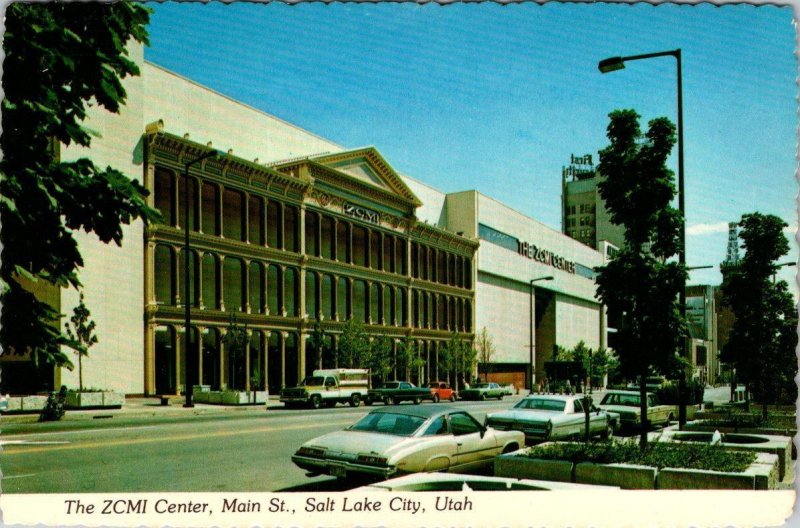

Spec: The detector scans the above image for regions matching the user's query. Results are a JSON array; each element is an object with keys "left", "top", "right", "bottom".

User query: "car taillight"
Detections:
[
  {"left": 357, "top": 454, "right": 388, "bottom": 466},
  {"left": 297, "top": 446, "right": 325, "bottom": 457}
]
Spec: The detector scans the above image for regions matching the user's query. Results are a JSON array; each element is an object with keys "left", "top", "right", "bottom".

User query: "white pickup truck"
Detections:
[{"left": 280, "top": 368, "right": 370, "bottom": 409}]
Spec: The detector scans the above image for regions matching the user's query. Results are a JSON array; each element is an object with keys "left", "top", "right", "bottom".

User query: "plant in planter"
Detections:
[
  {"left": 250, "top": 368, "right": 261, "bottom": 404},
  {"left": 64, "top": 292, "right": 98, "bottom": 394}
]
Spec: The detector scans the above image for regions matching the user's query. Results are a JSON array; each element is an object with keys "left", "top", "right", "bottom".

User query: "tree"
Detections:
[
  {"left": 338, "top": 319, "right": 370, "bottom": 369},
  {"left": 720, "top": 213, "right": 797, "bottom": 417},
  {"left": 222, "top": 313, "right": 248, "bottom": 391},
  {"left": 475, "top": 327, "right": 496, "bottom": 380},
  {"left": 440, "top": 332, "right": 474, "bottom": 392},
  {"left": 63, "top": 292, "right": 98, "bottom": 393},
  {"left": 395, "top": 337, "right": 422, "bottom": 381},
  {"left": 594, "top": 109, "right": 687, "bottom": 448},
  {"left": 368, "top": 335, "right": 393, "bottom": 383},
  {"left": 308, "top": 321, "right": 328, "bottom": 370},
  {"left": 1, "top": 4, "right": 158, "bottom": 371}
]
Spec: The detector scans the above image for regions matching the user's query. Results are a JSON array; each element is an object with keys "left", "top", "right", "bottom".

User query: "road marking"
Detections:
[
  {"left": 1, "top": 419, "right": 356, "bottom": 456},
  {"left": 2, "top": 473, "right": 37, "bottom": 479},
  {"left": 0, "top": 440, "right": 70, "bottom": 446}
]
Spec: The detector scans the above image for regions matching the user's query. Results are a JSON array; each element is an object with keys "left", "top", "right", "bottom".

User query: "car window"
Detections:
[
  {"left": 514, "top": 398, "right": 566, "bottom": 411},
  {"left": 324, "top": 377, "right": 335, "bottom": 387},
  {"left": 421, "top": 416, "right": 449, "bottom": 436},
  {"left": 648, "top": 395, "right": 657, "bottom": 407},
  {"left": 449, "top": 413, "right": 481, "bottom": 436},
  {"left": 349, "top": 412, "right": 426, "bottom": 436},
  {"left": 400, "top": 382, "right": 410, "bottom": 389},
  {"left": 573, "top": 399, "right": 583, "bottom": 413}
]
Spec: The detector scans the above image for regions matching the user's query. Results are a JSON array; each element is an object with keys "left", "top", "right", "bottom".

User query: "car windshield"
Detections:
[
  {"left": 601, "top": 393, "right": 640, "bottom": 406},
  {"left": 301, "top": 376, "right": 325, "bottom": 386},
  {"left": 514, "top": 398, "right": 566, "bottom": 411},
  {"left": 348, "top": 412, "right": 427, "bottom": 436},
  {"left": 379, "top": 382, "right": 400, "bottom": 389},
  {"left": 473, "top": 383, "right": 490, "bottom": 389},
  {"left": 427, "top": 382, "right": 439, "bottom": 388}
]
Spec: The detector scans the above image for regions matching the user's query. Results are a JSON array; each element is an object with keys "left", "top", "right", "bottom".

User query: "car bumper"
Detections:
[
  {"left": 280, "top": 397, "right": 309, "bottom": 403},
  {"left": 291, "top": 455, "right": 397, "bottom": 479},
  {"left": 488, "top": 423, "right": 550, "bottom": 441}
]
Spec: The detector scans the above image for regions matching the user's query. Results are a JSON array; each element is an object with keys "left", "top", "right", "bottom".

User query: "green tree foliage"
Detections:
[
  {"left": 440, "top": 332, "right": 475, "bottom": 391},
  {"left": 338, "top": 319, "right": 370, "bottom": 369},
  {"left": 594, "top": 109, "right": 687, "bottom": 447},
  {"left": 1, "top": 3, "right": 158, "bottom": 368},
  {"left": 555, "top": 341, "right": 617, "bottom": 388},
  {"left": 63, "top": 292, "right": 98, "bottom": 393},
  {"left": 394, "top": 337, "right": 422, "bottom": 381},
  {"left": 367, "top": 335, "right": 393, "bottom": 383},
  {"left": 475, "top": 327, "right": 496, "bottom": 379},
  {"left": 308, "top": 321, "right": 327, "bottom": 369},
  {"left": 720, "top": 213, "right": 797, "bottom": 415}
]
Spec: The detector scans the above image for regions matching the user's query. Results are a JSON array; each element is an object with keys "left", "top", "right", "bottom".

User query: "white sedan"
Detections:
[{"left": 292, "top": 405, "right": 525, "bottom": 480}]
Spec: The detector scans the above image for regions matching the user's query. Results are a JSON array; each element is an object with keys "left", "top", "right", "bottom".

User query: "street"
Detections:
[{"left": 0, "top": 399, "right": 520, "bottom": 493}]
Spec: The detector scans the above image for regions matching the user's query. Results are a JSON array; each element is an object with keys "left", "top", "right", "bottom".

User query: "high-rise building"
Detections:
[{"left": 561, "top": 153, "right": 625, "bottom": 256}]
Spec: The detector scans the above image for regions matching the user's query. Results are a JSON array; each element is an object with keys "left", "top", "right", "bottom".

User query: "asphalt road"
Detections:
[{"left": 0, "top": 399, "right": 519, "bottom": 494}]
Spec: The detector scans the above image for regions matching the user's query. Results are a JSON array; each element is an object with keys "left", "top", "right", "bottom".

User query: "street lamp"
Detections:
[
  {"left": 183, "top": 149, "right": 221, "bottom": 407},
  {"left": 529, "top": 276, "right": 554, "bottom": 391},
  {"left": 599, "top": 49, "right": 687, "bottom": 426},
  {"left": 773, "top": 261, "right": 796, "bottom": 283}
]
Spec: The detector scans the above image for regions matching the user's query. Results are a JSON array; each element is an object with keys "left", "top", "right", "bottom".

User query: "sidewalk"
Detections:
[{"left": 1, "top": 395, "right": 274, "bottom": 425}]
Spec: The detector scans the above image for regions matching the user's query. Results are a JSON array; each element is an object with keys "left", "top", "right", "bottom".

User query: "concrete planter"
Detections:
[
  {"left": 495, "top": 446, "right": 780, "bottom": 490},
  {"left": 575, "top": 462, "right": 656, "bottom": 489},
  {"left": 64, "top": 391, "right": 124, "bottom": 409},
  {"left": 652, "top": 430, "right": 792, "bottom": 481},
  {"left": 193, "top": 390, "right": 267, "bottom": 405},
  {"left": 4, "top": 395, "right": 48, "bottom": 413}
]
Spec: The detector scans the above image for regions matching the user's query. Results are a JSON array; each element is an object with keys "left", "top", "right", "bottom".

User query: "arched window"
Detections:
[
  {"left": 395, "top": 239, "right": 406, "bottom": 275},
  {"left": 268, "top": 264, "right": 281, "bottom": 315},
  {"left": 267, "top": 331, "right": 282, "bottom": 393},
  {"left": 465, "top": 258, "right": 472, "bottom": 289},
  {"left": 179, "top": 248, "right": 199, "bottom": 307},
  {"left": 267, "top": 200, "right": 281, "bottom": 248},
  {"left": 222, "top": 188, "right": 245, "bottom": 241},
  {"left": 306, "top": 272, "right": 318, "bottom": 319},
  {"left": 285, "top": 332, "right": 299, "bottom": 388},
  {"left": 420, "top": 245, "right": 428, "bottom": 281},
  {"left": 383, "top": 285, "right": 394, "bottom": 326},
  {"left": 248, "top": 195, "right": 264, "bottom": 245},
  {"left": 201, "top": 182, "right": 219, "bottom": 235},
  {"left": 337, "top": 277, "right": 350, "bottom": 320},
  {"left": 178, "top": 175, "right": 199, "bottom": 231},
  {"left": 352, "top": 225, "right": 367, "bottom": 267},
  {"left": 370, "top": 231, "right": 381, "bottom": 270},
  {"left": 154, "top": 245, "right": 174, "bottom": 305},
  {"left": 411, "top": 242, "right": 419, "bottom": 278},
  {"left": 223, "top": 257, "right": 245, "bottom": 312},
  {"left": 305, "top": 211, "right": 318, "bottom": 256},
  {"left": 249, "top": 331, "right": 265, "bottom": 390},
  {"left": 202, "top": 327, "right": 220, "bottom": 389},
  {"left": 154, "top": 168, "right": 175, "bottom": 226},
  {"left": 352, "top": 280, "right": 367, "bottom": 323},
  {"left": 249, "top": 261, "right": 265, "bottom": 314},
  {"left": 321, "top": 216, "right": 334, "bottom": 259},
  {"left": 370, "top": 282, "right": 380, "bottom": 324},
  {"left": 431, "top": 295, "right": 438, "bottom": 329},
  {"left": 285, "top": 267, "right": 298, "bottom": 316},
  {"left": 383, "top": 235, "right": 395, "bottom": 273},
  {"left": 336, "top": 222, "right": 349, "bottom": 263},
  {"left": 202, "top": 253, "right": 219, "bottom": 309},
  {"left": 284, "top": 205, "right": 299, "bottom": 252},
  {"left": 411, "top": 290, "right": 419, "bottom": 328},
  {"left": 465, "top": 300, "right": 472, "bottom": 332},
  {"left": 155, "top": 325, "right": 176, "bottom": 395},
  {"left": 321, "top": 274, "right": 335, "bottom": 320}
]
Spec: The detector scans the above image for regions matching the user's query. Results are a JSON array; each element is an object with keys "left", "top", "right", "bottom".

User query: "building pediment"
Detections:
[{"left": 271, "top": 147, "right": 422, "bottom": 211}]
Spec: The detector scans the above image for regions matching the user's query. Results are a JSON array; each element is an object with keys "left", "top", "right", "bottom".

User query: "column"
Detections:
[
  {"left": 144, "top": 323, "right": 156, "bottom": 396},
  {"left": 244, "top": 258, "right": 251, "bottom": 314},
  {"left": 379, "top": 232, "right": 385, "bottom": 271},
  {"left": 244, "top": 192, "right": 251, "bottom": 244},
  {"left": 366, "top": 280, "right": 373, "bottom": 325},
  {"left": 332, "top": 334, "right": 339, "bottom": 368},
  {"left": 171, "top": 172, "right": 180, "bottom": 228},
  {"left": 279, "top": 203, "right": 285, "bottom": 250},
  {"left": 218, "top": 255, "right": 226, "bottom": 312},
  {"left": 332, "top": 218, "right": 338, "bottom": 261},
  {"left": 216, "top": 183, "right": 223, "bottom": 238},
  {"left": 172, "top": 246, "right": 181, "bottom": 306},
  {"left": 245, "top": 330, "right": 252, "bottom": 392},
  {"left": 175, "top": 325, "right": 182, "bottom": 395},
  {"left": 299, "top": 203, "right": 307, "bottom": 256},
  {"left": 219, "top": 331, "right": 226, "bottom": 390},
  {"left": 298, "top": 332, "right": 307, "bottom": 383},
  {"left": 195, "top": 179, "right": 203, "bottom": 234},
  {"left": 197, "top": 326, "right": 205, "bottom": 388},
  {"left": 279, "top": 265, "right": 286, "bottom": 316},
  {"left": 332, "top": 273, "right": 339, "bottom": 321},
  {"left": 347, "top": 222, "right": 353, "bottom": 263},
  {"left": 280, "top": 332, "right": 287, "bottom": 389}
]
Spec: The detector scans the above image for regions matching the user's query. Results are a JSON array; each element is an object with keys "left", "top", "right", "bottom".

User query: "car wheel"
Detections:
[
  {"left": 364, "top": 397, "right": 373, "bottom": 406},
  {"left": 432, "top": 394, "right": 440, "bottom": 403},
  {"left": 413, "top": 397, "right": 421, "bottom": 405},
  {"left": 349, "top": 393, "right": 361, "bottom": 407},
  {"left": 391, "top": 397, "right": 399, "bottom": 405},
  {"left": 498, "top": 393, "right": 503, "bottom": 400},
  {"left": 503, "top": 443, "right": 520, "bottom": 454},
  {"left": 600, "top": 423, "right": 612, "bottom": 440},
  {"left": 310, "top": 395, "right": 321, "bottom": 409},
  {"left": 480, "top": 393, "right": 486, "bottom": 401},
  {"left": 383, "top": 396, "right": 392, "bottom": 405}
]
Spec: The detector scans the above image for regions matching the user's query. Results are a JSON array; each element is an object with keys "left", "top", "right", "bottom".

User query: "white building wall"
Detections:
[
  {"left": 143, "top": 62, "right": 343, "bottom": 164},
  {"left": 475, "top": 273, "right": 528, "bottom": 364},
  {"left": 58, "top": 43, "right": 148, "bottom": 394},
  {"left": 555, "top": 293, "right": 602, "bottom": 351}
]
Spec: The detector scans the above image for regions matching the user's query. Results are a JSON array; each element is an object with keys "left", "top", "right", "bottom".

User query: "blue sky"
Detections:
[{"left": 145, "top": 2, "right": 797, "bottom": 289}]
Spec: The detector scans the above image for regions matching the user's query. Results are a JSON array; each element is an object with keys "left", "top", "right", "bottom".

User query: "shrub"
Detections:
[
  {"left": 527, "top": 441, "right": 755, "bottom": 473},
  {"left": 656, "top": 380, "right": 704, "bottom": 405}
]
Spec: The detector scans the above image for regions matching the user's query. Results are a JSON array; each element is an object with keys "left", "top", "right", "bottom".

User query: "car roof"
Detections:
[
  {"left": 367, "top": 404, "right": 466, "bottom": 419},
  {"left": 605, "top": 390, "right": 654, "bottom": 396},
  {"left": 523, "top": 394, "right": 574, "bottom": 401}
]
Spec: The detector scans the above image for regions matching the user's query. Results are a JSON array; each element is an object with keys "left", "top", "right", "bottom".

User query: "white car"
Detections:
[
  {"left": 486, "top": 394, "right": 616, "bottom": 443},
  {"left": 356, "top": 472, "right": 619, "bottom": 491},
  {"left": 598, "top": 390, "right": 675, "bottom": 429},
  {"left": 292, "top": 405, "right": 524, "bottom": 479}
]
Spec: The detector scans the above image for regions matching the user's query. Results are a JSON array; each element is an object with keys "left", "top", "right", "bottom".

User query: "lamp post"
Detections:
[
  {"left": 183, "top": 149, "right": 220, "bottom": 408},
  {"left": 529, "top": 276, "right": 554, "bottom": 391},
  {"left": 599, "top": 49, "right": 687, "bottom": 426},
  {"left": 772, "top": 261, "right": 796, "bottom": 283}
]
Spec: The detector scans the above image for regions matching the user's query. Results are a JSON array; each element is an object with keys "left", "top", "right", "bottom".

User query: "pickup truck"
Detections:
[
  {"left": 280, "top": 368, "right": 370, "bottom": 409},
  {"left": 367, "top": 381, "right": 432, "bottom": 405}
]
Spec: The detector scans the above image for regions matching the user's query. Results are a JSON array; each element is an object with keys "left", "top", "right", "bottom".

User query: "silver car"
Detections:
[
  {"left": 292, "top": 405, "right": 525, "bottom": 479},
  {"left": 486, "top": 394, "right": 616, "bottom": 443}
]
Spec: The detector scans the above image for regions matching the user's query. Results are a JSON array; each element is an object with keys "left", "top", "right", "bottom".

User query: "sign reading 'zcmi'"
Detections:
[
  {"left": 517, "top": 240, "right": 576, "bottom": 274},
  {"left": 343, "top": 202, "right": 380, "bottom": 224}
]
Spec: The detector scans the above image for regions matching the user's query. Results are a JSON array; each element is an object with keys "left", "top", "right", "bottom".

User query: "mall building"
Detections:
[{"left": 4, "top": 43, "right": 608, "bottom": 396}]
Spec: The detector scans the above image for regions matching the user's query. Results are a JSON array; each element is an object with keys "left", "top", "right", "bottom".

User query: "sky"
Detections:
[{"left": 145, "top": 2, "right": 798, "bottom": 290}]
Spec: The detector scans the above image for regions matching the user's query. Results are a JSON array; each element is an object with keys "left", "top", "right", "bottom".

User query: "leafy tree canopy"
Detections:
[{"left": 1, "top": 3, "right": 157, "bottom": 368}]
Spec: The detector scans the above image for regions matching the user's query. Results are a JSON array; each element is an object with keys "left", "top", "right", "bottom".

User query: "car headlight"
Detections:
[
  {"left": 296, "top": 446, "right": 326, "bottom": 458},
  {"left": 357, "top": 454, "right": 388, "bottom": 466}
]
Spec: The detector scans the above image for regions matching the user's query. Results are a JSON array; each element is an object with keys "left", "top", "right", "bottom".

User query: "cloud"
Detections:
[{"left": 686, "top": 222, "right": 729, "bottom": 236}]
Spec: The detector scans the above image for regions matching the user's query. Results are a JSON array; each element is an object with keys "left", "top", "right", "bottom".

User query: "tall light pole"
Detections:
[
  {"left": 772, "top": 261, "right": 796, "bottom": 283},
  {"left": 529, "top": 276, "right": 554, "bottom": 391},
  {"left": 599, "top": 49, "right": 687, "bottom": 426},
  {"left": 183, "top": 149, "right": 220, "bottom": 407}
]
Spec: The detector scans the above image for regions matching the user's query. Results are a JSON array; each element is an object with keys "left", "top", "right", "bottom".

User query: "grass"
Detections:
[{"left": 526, "top": 441, "right": 756, "bottom": 473}]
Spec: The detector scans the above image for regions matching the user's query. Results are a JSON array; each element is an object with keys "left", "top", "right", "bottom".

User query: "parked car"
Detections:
[
  {"left": 460, "top": 382, "right": 505, "bottom": 401},
  {"left": 598, "top": 390, "right": 675, "bottom": 429},
  {"left": 486, "top": 394, "right": 617, "bottom": 443},
  {"left": 500, "top": 384, "right": 516, "bottom": 396},
  {"left": 367, "top": 381, "right": 432, "bottom": 405},
  {"left": 427, "top": 381, "right": 457, "bottom": 403},
  {"left": 355, "top": 472, "right": 618, "bottom": 492},
  {"left": 291, "top": 405, "right": 524, "bottom": 480}
]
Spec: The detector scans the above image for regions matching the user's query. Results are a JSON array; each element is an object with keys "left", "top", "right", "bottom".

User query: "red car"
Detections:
[{"left": 427, "top": 381, "right": 457, "bottom": 403}]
